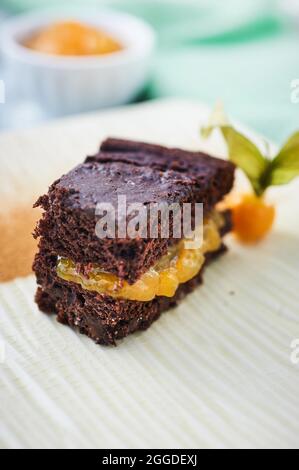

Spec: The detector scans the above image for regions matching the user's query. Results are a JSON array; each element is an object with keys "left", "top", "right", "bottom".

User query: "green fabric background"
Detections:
[{"left": 2, "top": 0, "right": 299, "bottom": 143}]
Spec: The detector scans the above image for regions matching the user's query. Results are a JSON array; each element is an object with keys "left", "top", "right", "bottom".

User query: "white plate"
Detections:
[{"left": 0, "top": 98, "right": 299, "bottom": 448}]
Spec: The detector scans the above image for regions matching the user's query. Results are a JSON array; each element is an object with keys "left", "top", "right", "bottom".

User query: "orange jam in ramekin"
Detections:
[{"left": 25, "top": 21, "right": 123, "bottom": 56}]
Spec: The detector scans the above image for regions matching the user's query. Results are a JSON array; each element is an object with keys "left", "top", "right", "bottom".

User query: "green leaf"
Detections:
[
  {"left": 201, "top": 105, "right": 299, "bottom": 195},
  {"left": 200, "top": 125, "right": 213, "bottom": 139},
  {"left": 265, "top": 131, "right": 299, "bottom": 186},
  {"left": 200, "top": 102, "right": 229, "bottom": 139},
  {"left": 200, "top": 105, "right": 269, "bottom": 195},
  {"left": 220, "top": 126, "right": 268, "bottom": 181}
]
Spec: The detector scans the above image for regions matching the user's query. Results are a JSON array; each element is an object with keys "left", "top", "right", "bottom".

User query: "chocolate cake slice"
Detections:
[{"left": 33, "top": 138, "right": 234, "bottom": 345}]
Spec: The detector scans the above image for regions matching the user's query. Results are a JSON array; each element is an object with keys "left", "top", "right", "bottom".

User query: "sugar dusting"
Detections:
[{"left": 0, "top": 204, "right": 41, "bottom": 282}]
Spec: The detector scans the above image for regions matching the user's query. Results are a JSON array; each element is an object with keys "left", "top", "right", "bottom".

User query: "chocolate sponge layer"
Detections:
[
  {"left": 34, "top": 245, "right": 226, "bottom": 346},
  {"left": 34, "top": 139, "right": 234, "bottom": 283}
]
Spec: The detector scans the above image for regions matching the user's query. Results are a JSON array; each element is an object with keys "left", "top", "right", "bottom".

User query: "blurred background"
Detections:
[{"left": 0, "top": 0, "right": 298, "bottom": 143}]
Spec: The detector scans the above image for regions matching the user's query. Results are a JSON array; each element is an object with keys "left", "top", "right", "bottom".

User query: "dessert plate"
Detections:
[{"left": 0, "top": 98, "right": 298, "bottom": 448}]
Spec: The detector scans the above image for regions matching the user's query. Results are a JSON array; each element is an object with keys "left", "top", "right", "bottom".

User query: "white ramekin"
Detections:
[{"left": 0, "top": 8, "right": 156, "bottom": 115}]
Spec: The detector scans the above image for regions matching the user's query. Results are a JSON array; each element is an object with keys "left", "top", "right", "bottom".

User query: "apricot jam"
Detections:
[
  {"left": 25, "top": 21, "right": 122, "bottom": 56},
  {"left": 57, "top": 216, "right": 222, "bottom": 301}
]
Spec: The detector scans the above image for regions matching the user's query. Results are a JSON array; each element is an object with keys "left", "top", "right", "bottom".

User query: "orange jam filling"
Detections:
[
  {"left": 57, "top": 216, "right": 222, "bottom": 302},
  {"left": 24, "top": 21, "right": 123, "bottom": 56}
]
